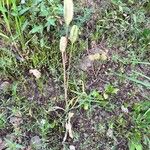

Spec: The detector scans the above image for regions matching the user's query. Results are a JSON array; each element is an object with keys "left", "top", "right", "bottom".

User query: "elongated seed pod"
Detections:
[
  {"left": 64, "top": 0, "right": 73, "bottom": 26},
  {"left": 60, "top": 36, "right": 68, "bottom": 53},
  {"left": 69, "top": 25, "right": 79, "bottom": 44}
]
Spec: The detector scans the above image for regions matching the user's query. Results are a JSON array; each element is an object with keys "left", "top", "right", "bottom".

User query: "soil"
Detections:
[
  {"left": 0, "top": 0, "right": 150, "bottom": 150},
  {"left": 68, "top": 41, "right": 149, "bottom": 150}
]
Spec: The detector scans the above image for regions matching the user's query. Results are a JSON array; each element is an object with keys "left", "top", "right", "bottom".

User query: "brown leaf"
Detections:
[
  {"left": 29, "top": 69, "right": 41, "bottom": 79},
  {"left": 88, "top": 53, "right": 100, "bottom": 61},
  {"left": 62, "top": 112, "right": 74, "bottom": 143}
]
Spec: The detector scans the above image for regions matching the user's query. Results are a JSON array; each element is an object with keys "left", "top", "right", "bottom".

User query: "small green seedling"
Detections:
[{"left": 0, "top": 113, "right": 6, "bottom": 129}]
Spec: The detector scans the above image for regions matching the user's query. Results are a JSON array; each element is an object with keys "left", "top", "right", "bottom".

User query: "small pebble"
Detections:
[
  {"left": 0, "top": 81, "right": 10, "bottom": 91},
  {"left": 69, "top": 145, "right": 75, "bottom": 150}
]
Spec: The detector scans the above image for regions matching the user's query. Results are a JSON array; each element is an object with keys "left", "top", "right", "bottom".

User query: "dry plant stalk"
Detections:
[
  {"left": 60, "top": 0, "right": 79, "bottom": 106},
  {"left": 60, "top": 36, "right": 68, "bottom": 104},
  {"left": 60, "top": 0, "right": 79, "bottom": 144},
  {"left": 60, "top": 0, "right": 74, "bottom": 105}
]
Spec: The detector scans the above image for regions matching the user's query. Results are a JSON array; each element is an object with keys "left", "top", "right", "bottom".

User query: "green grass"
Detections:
[{"left": 0, "top": 0, "right": 150, "bottom": 149}]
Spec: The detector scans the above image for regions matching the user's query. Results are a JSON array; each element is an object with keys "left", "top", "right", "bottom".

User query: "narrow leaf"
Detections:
[{"left": 0, "top": 32, "right": 9, "bottom": 39}]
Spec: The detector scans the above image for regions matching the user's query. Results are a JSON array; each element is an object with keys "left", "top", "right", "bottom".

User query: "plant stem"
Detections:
[
  {"left": 62, "top": 52, "right": 68, "bottom": 106},
  {"left": 67, "top": 44, "right": 73, "bottom": 90},
  {"left": 66, "top": 25, "right": 69, "bottom": 37}
]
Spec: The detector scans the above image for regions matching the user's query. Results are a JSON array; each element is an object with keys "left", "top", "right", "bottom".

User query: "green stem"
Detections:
[{"left": 66, "top": 25, "right": 69, "bottom": 37}]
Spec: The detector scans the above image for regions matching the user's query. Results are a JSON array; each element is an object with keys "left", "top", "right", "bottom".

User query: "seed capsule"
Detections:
[{"left": 60, "top": 36, "right": 68, "bottom": 53}]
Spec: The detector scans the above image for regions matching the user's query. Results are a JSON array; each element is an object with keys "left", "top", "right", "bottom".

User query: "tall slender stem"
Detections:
[
  {"left": 67, "top": 44, "right": 73, "bottom": 90},
  {"left": 62, "top": 52, "right": 68, "bottom": 106},
  {"left": 66, "top": 25, "right": 69, "bottom": 37}
]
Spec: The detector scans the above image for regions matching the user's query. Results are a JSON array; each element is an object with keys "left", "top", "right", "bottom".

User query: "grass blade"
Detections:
[{"left": 0, "top": 32, "right": 9, "bottom": 39}]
